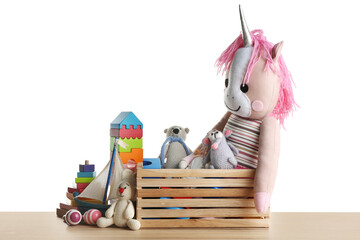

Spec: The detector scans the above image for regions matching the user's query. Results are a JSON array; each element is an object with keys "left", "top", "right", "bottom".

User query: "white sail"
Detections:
[
  {"left": 77, "top": 159, "right": 111, "bottom": 202},
  {"left": 77, "top": 149, "right": 125, "bottom": 203},
  {"left": 107, "top": 151, "right": 125, "bottom": 201}
]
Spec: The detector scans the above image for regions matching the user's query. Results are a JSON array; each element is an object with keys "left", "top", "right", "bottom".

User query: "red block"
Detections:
[
  {"left": 68, "top": 187, "right": 79, "bottom": 194},
  {"left": 110, "top": 128, "right": 120, "bottom": 137},
  {"left": 119, "top": 125, "right": 143, "bottom": 139},
  {"left": 77, "top": 183, "right": 90, "bottom": 189}
]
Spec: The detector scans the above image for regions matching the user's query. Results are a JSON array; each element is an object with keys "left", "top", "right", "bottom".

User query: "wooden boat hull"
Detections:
[{"left": 73, "top": 193, "right": 110, "bottom": 216}]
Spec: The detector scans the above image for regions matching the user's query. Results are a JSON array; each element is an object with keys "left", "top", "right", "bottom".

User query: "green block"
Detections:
[
  {"left": 75, "top": 177, "right": 95, "bottom": 183},
  {"left": 110, "top": 137, "right": 142, "bottom": 153},
  {"left": 110, "top": 137, "right": 116, "bottom": 151}
]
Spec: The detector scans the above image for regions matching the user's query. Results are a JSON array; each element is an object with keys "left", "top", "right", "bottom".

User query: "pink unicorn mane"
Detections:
[{"left": 215, "top": 29, "right": 297, "bottom": 127}]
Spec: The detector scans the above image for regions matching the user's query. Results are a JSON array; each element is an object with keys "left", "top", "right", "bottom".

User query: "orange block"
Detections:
[{"left": 120, "top": 148, "right": 143, "bottom": 164}]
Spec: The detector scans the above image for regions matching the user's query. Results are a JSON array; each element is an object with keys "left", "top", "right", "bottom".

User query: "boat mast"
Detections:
[{"left": 103, "top": 137, "right": 119, "bottom": 204}]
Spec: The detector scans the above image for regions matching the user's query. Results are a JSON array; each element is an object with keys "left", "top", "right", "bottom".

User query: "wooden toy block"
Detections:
[
  {"left": 143, "top": 158, "right": 161, "bottom": 169},
  {"left": 79, "top": 164, "right": 95, "bottom": 172},
  {"left": 67, "top": 187, "right": 79, "bottom": 194},
  {"left": 110, "top": 128, "right": 120, "bottom": 137},
  {"left": 66, "top": 192, "right": 74, "bottom": 200},
  {"left": 119, "top": 138, "right": 143, "bottom": 153},
  {"left": 136, "top": 163, "right": 269, "bottom": 228},
  {"left": 120, "top": 148, "right": 143, "bottom": 164},
  {"left": 119, "top": 125, "right": 143, "bottom": 139},
  {"left": 60, "top": 203, "right": 78, "bottom": 211},
  {"left": 110, "top": 137, "right": 142, "bottom": 152},
  {"left": 77, "top": 171, "right": 96, "bottom": 178},
  {"left": 76, "top": 182, "right": 90, "bottom": 189},
  {"left": 110, "top": 137, "right": 116, "bottom": 151},
  {"left": 56, "top": 208, "right": 67, "bottom": 218},
  {"left": 110, "top": 112, "right": 143, "bottom": 129},
  {"left": 75, "top": 177, "right": 95, "bottom": 183}
]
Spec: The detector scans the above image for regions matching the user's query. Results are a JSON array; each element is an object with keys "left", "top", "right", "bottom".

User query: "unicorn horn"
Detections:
[{"left": 239, "top": 5, "right": 253, "bottom": 46}]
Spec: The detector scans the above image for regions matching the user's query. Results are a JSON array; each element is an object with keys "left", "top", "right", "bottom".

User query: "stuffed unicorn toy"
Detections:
[{"left": 183, "top": 5, "right": 296, "bottom": 214}]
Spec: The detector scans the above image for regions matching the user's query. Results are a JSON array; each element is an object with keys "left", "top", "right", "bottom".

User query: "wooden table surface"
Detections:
[{"left": 0, "top": 212, "right": 359, "bottom": 240}]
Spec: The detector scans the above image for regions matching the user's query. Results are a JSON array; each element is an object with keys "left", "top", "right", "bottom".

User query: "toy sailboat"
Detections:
[{"left": 74, "top": 137, "right": 126, "bottom": 215}]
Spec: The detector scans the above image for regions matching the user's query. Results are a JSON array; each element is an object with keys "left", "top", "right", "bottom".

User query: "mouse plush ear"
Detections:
[
  {"left": 202, "top": 138, "right": 210, "bottom": 145},
  {"left": 223, "top": 129, "right": 232, "bottom": 137},
  {"left": 164, "top": 129, "right": 168, "bottom": 134},
  {"left": 185, "top": 128, "right": 190, "bottom": 134}
]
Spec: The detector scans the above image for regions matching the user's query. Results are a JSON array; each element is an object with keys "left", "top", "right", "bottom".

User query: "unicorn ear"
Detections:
[{"left": 272, "top": 41, "right": 284, "bottom": 62}]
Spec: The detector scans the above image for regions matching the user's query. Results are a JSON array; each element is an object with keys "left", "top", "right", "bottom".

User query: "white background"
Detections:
[{"left": 1, "top": 0, "right": 359, "bottom": 212}]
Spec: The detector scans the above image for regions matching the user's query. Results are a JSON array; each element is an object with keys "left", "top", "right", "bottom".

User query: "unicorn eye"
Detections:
[
  {"left": 225, "top": 79, "right": 229, "bottom": 88},
  {"left": 240, "top": 84, "right": 248, "bottom": 93}
]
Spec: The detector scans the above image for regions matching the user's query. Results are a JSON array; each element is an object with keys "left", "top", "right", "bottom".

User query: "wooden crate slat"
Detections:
[
  {"left": 137, "top": 178, "right": 254, "bottom": 188},
  {"left": 138, "top": 198, "right": 255, "bottom": 208},
  {"left": 137, "top": 168, "right": 255, "bottom": 178},
  {"left": 137, "top": 188, "right": 254, "bottom": 198},
  {"left": 136, "top": 207, "right": 141, "bottom": 220},
  {"left": 138, "top": 208, "right": 267, "bottom": 218},
  {"left": 140, "top": 218, "right": 269, "bottom": 228}
]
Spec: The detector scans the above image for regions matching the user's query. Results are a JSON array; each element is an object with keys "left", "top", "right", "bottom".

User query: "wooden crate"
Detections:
[{"left": 136, "top": 163, "right": 269, "bottom": 228}]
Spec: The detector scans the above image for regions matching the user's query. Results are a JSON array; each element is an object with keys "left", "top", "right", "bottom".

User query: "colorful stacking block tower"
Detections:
[
  {"left": 76, "top": 160, "right": 96, "bottom": 192},
  {"left": 56, "top": 160, "right": 97, "bottom": 218},
  {"left": 110, "top": 112, "right": 143, "bottom": 164}
]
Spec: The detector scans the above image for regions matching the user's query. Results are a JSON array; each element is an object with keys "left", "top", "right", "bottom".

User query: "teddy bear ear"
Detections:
[
  {"left": 164, "top": 129, "right": 168, "bottom": 134},
  {"left": 223, "top": 129, "right": 231, "bottom": 137},
  {"left": 271, "top": 41, "right": 284, "bottom": 62},
  {"left": 203, "top": 138, "right": 210, "bottom": 145},
  {"left": 185, "top": 128, "right": 190, "bottom": 134}
]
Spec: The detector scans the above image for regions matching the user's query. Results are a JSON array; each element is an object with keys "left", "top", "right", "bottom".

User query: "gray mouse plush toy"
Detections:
[
  {"left": 203, "top": 129, "right": 238, "bottom": 169},
  {"left": 161, "top": 126, "right": 192, "bottom": 169}
]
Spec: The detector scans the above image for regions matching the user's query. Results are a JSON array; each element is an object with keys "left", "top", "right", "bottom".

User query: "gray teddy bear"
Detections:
[
  {"left": 161, "top": 126, "right": 192, "bottom": 169},
  {"left": 203, "top": 129, "right": 238, "bottom": 169}
]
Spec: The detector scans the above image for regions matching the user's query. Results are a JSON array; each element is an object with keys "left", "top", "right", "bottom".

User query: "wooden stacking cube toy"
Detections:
[
  {"left": 56, "top": 160, "right": 97, "bottom": 218},
  {"left": 76, "top": 160, "right": 96, "bottom": 193},
  {"left": 136, "top": 163, "right": 269, "bottom": 228},
  {"left": 110, "top": 112, "right": 143, "bottom": 164}
]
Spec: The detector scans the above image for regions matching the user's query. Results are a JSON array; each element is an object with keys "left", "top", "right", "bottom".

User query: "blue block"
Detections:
[
  {"left": 79, "top": 164, "right": 95, "bottom": 172},
  {"left": 77, "top": 171, "right": 96, "bottom": 178},
  {"left": 110, "top": 112, "right": 143, "bottom": 129},
  {"left": 143, "top": 158, "right": 161, "bottom": 169}
]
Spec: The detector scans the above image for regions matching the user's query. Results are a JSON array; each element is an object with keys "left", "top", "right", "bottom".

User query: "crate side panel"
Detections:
[
  {"left": 137, "top": 169, "right": 255, "bottom": 178},
  {"left": 137, "top": 178, "right": 254, "bottom": 188},
  {"left": 137, "top": 188, "right": 254, "bottom": 198},
  {"left": 140, "top": 219, "right": 269, "bottom": 228},
  {"left": 138, "top": 208, "right": 267, "bottom": 218},
  {"left": 138, "top": 198, "right": 255, "bottom": 208}
]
